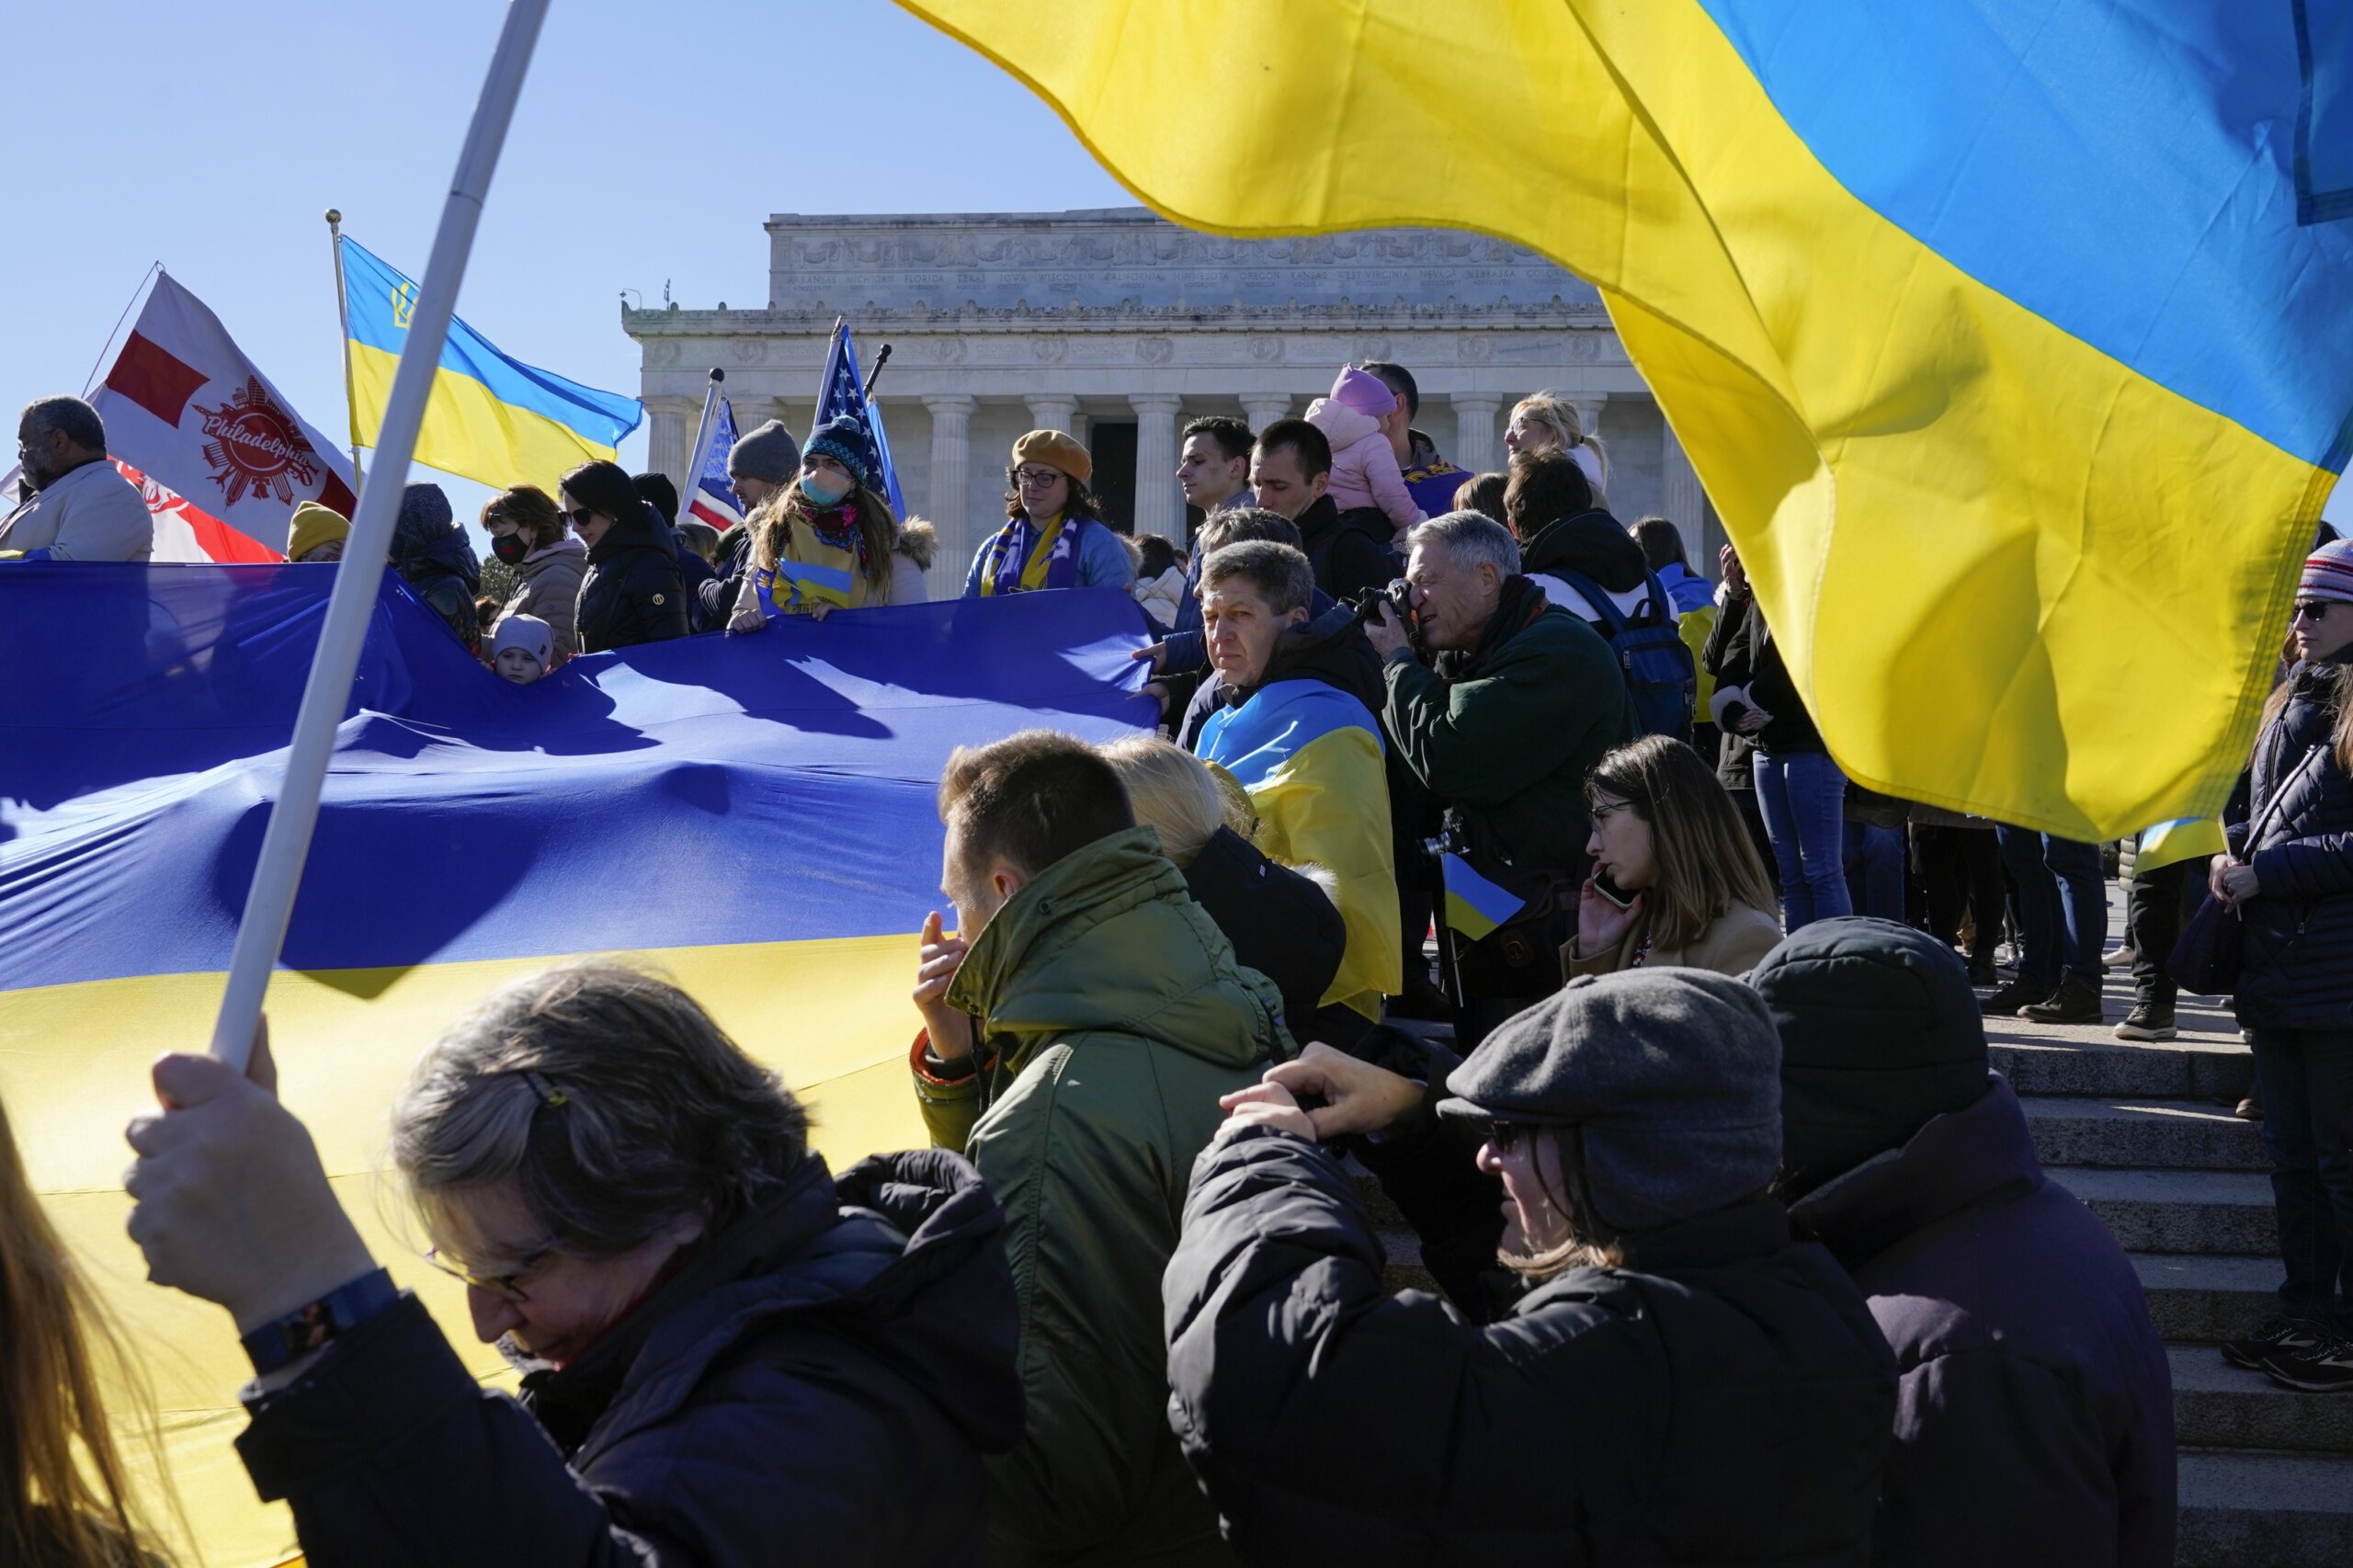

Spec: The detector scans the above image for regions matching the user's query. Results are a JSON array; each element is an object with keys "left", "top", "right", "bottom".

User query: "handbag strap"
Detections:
[{"left": 2243, "top": 742, "right": 2326, "bottom": 856}]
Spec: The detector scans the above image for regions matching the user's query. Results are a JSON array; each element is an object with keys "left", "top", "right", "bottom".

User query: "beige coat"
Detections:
[
  {"left": 0, "top": 459, "right": 152, "bottom": 561},
  {"left": 1565, "top": 900, "right": 1782, "bottom": 980}
]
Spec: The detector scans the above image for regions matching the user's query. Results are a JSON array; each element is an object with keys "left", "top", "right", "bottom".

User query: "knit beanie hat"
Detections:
[
  {"left": 393, "top": 483, "right": 454, "bottom": 556},
  {"left": 286, "top": 501, "right": 349, "bottom": 562},
  {"left": 632, "top": 472, "right": 680, "bottom": 527},
  {"left": 1750, "top": 916, "right": 1990, "bottom": 1199},
  {"left": 727, "top": 419, "right": 801, "bottom": 484},
  {"left": 2302, "top": 536, "right": 2353, "bottom": 608},
  {"left": 1330, "top": 365, "right": 1398, "bottom": 419},
  {"left": 1438, "top": 969, "right": 1783, "bottom": 1233},
  {"left": 801, "top": 416, "right": 870, "bottom": 488},
  {"left": 1011, "top": 428, "right": 1092, "bottom": 484},
  {"left": 491, "top": 613, "right": 554, "bottom": 669}
]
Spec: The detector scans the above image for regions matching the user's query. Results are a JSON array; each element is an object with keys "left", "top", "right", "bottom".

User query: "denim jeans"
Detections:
[
  {"left": 2249, "top": 1028, "right": 2353, "bottom": 1331},
  {"left": 1995, "top": 827, "right": 2108, "bottom": 989},
  {"left": 1754, "top": 749, "right": 1851, "bottom": 930},
  {"left": 1843, "top": 822, "right": 1906, "bottom": 922}
]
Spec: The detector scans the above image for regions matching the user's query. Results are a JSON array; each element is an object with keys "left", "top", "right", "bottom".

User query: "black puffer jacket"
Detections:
[
  {"left": 236, "top": 1149, "right": 1022, "bottom": 1568},
  {"left": 390, "top": 484, "right": 482, "bottom": 653},
  {"left": 576, "top": 501, "right": 689, "bottom": 653},
  {"left": 1297, "top": 494, "right": 1398, "bottom": 604},
  {"left": 1165, "top": 1128, "right": 1896, "bottom": 1565},
  {"left": 1181, "top": 824, "right": 1346, "bottom": 1034},
  {"left": 2229, "top": 649, "right": 2353, "bottom": 1030}
]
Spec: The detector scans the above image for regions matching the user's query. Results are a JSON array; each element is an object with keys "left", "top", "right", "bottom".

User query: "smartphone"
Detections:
[{"left": 1592, "top": 869, "right": 1636, "bottom": 910}]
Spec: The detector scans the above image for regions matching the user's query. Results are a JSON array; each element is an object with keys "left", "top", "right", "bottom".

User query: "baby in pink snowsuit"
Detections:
[{"left": 1304, "top": 366, "right": 1425, "bottom": 537}]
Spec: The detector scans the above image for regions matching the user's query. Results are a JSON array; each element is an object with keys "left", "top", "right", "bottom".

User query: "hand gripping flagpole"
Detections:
[{"left": 208, "top": 0, "right": 551, "bottom": 1071}]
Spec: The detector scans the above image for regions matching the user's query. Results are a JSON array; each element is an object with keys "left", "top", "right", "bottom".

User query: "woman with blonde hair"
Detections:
[
  {"left": 1504, "top": 390, "right": 1609, "bottom": 498},
  {"left": 1099, "top": 734, "right": 1343, "bottom": 1032},
  {"left": 729, "top": 415, "right": 899, "bottom": 627},
  {"left": 1567, "top": 733, "right": 1782, "bottom": 977},
  {"left": 2, "top": 1095, "right": 179, "bottom": 1568}
]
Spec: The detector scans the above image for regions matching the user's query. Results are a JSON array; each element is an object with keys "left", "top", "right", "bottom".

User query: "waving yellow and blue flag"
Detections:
[
  {"left": 340, "top": 235, "right": 642, "bottom": 489},
  {"left": 900, "top": 0, "right": 2353, "bottom": 841},
  {"left": 0, "top": 564, "right": 1151, "bottom": 1563}
]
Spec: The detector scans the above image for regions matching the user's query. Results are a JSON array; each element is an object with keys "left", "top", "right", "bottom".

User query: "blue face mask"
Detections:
[{"left": 800, "top": 471, "right": 851, "bottom": 507}]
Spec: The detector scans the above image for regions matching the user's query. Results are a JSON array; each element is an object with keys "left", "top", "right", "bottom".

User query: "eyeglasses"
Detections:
[
  {"left": 2291, "top": 600, "right": 2342, "bottom": 624},
  {"left": 425, "top": 1244, "right": 552, "bottom": 1303},
  {"left": 1012, "top": 467, "right": 1065, "bottom": 487}
]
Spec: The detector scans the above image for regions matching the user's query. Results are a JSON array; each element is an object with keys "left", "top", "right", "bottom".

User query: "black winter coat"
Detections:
[
  {"left": 1297, "top": 494, "right": 1398, "bottom": 605},
  {"left": 576, "top": 502, "right": 689, "bottom": 653},
  {"left": 235, "top": 1149, "right": 1023, "bottom": 1568},
  {"left": 701, "top": 523, "right": 753, "bottom": 629},
  {"left": 1182, "top": 824, "right": 1347, "bottom": 1033},
  {"left": 1165, "top": 1128, "right": 1897, "bottom": 1566},
  {"left": 1791, "top": 1076, "right": 2177, "bottom": 1568},
  {"left": 1701, "top": 591, "right": 1758, "bottom": 792},
  {"left": 1709, "top": 592, "right": 1824, "bottom": 755},
  {"left": 391, "top": 524, "right": 483, "bottom": 653},
  {"left": 2229, "top": 649, "right": 2353, "bottom": 1030}
]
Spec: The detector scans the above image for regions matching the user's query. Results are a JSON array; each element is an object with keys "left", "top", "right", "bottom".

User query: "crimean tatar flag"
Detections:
[
  {"left": 898, "top": 0, "right": 2353, "bottom": 839},
  {"left": 340, "top": 235, "right": 642, "bottom": 490}
]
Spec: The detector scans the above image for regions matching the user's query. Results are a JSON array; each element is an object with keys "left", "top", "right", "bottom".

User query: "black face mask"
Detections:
[{"left": 491, "top": 531, "right": 531, "bottom": 565}]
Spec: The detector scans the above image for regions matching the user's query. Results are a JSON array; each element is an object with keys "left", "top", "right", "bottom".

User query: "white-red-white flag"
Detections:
[{"left": 90, "top": 271, "right": 357, "bottom": 560}]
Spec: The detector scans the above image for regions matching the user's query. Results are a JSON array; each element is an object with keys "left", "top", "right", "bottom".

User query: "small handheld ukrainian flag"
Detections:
[
  {"left": 1440, "top": 852, "right": 1531, "bottom": 942},
  {"left": 340, "top": 235, "right": 642, "bottom": 489}
]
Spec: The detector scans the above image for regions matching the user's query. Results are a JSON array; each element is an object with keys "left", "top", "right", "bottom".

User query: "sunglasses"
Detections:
[
  {"left": 2291, "top": 600, "right": 2342, "bottom": 624},
  {"left": 425, "top": 1244, "right": 552, "bottom": 1303},
  {"left": 564, "top": 506, "right": 602, "bottom": 530},
  {"left": 1486, "top": 1119, "right": 1530, "bottom": 1154}
]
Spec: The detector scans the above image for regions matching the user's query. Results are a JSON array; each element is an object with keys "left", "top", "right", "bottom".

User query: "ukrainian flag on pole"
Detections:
[
  {"left": 898, "top": 0, "right": 2353, "bottom": 842},
  {"left": 339, "top": 235, "right": 642, "bottom": 489}
]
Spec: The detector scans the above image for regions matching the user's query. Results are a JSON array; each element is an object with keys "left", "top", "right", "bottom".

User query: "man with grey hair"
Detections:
[
  {"left": 1, "top": 395, "right": 152, "bottom": 562},
  {"left": 1365, "top": 509, "right": 1628, "bottom": 1042}
]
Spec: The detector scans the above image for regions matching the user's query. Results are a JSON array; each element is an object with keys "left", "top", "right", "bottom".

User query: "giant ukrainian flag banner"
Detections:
[
  {"left": 0, "top": 564, "right": 1151, "bottom": 1562},
  {"left": 340, "top": 235, "right": 643, "bottom": 490},
  {"left": 902, "top": 0, "right": 2353, "bottom": 839}
]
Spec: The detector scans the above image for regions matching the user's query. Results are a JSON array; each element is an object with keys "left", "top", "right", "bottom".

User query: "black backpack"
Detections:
[{"left": 1542, "top": 567, "right": 1697, "bottom": 741}]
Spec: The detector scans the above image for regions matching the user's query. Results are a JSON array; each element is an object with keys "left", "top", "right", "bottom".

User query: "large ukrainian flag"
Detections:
[
  {"left": 341, "top": 235, "right": 642, "bottom": 490},
  {"left": 902, "top": 0, "right": 2353, "bottom": 840},
  {"left": 0, "top": 565, "right": 1151, "bottom": 1564}
]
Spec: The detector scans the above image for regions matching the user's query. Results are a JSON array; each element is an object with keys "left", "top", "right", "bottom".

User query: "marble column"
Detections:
[
  {"left": 1450, "top": 395, "right": 1503, "bottom": 474},
  {"left": 1239, "top": 394, "right": 1293, "bottom": 435},
  {"left": 1129, "top": 393, "right": 1185, "bottom": 541},
  {"left": 1026, "top": 395, "right": 1079, "bottom": 435},
  {"left": 924, "top": 394, "right": 976, "bottom": 593},
  {"left": 1659, "top": 407, "right": 1706, "bottom": 528},
  {"left": 646, "top": 397, "right": 698, "bottom": 490}
]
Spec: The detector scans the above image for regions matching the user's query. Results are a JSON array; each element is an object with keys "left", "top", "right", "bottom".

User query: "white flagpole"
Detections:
[
  {"left": 678, "top": 366, "right": 722, "bottom": 511},
  {"left": 324, "top": 208, "right": 365, "bottom": 484},
  {"left": 209, "top": 0, "right": 551, "bottom": 1071}
]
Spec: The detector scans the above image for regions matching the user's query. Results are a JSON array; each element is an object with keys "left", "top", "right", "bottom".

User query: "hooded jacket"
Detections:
[
  {"left": 1194, "top": 604, "right": 1403, "bottom": 1018},
  {"left": 2227, "top": 648, "right": 2353, "bottom": 1029},
  {"left": 1519, "top": 507, "right": 1652, "bottom": 628},
  {"left": 391, "top": 486, "right": 482, "bottom": 652},
  {"left": 234, "top": 1148, "right": 1023, "bottom": 1568},
  {"left": 1383, "top": 578, "right": 1627, "bottom": 873},
  {"left": 576, "top": 501, "right": 688, "bottom": 653},
  {"left": 499, "top": 537, "right": 587, "bottom": 662},
  {"left": 1304, "top": 394, "right": 1423, "bottom": 534},
  {"left": 1294, "top": 493, "right": 1399, "bottom": 605},
  {"left": 910, "top": 828, "right": 1289, "bottom": 1563},
  {"left": 1165, "top": 1127, "right": 1896, "bottom": 1565}
]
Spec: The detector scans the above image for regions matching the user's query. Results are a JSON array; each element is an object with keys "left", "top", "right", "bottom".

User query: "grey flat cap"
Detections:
[
  {"left": 727, "top": 419, "right": 801, "bottom": 483},
  {"left": 1438, "top": 969, "right": 1783, "bottom": 1233}
]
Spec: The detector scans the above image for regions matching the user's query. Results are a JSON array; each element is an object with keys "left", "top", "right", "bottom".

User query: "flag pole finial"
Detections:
[
  {"left": 710, "top": 367, "right": 725, "bottom": 382},
  {"left": 324, "top": 208, "right": 341, "bottom": 225}
]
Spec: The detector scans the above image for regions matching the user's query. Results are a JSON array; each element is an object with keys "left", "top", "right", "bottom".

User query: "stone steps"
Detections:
[
  {"left": 2177, "top": 1450, "right": 2353, "bottom": 1568},
  {"left": 1993, "top": 1039, "right": 2253, "bottom": 1102},
  {"left": 2051, "top": 1166, "right": 2278, "bottom": 1256},
  {"left": 2021, "top": 1095, "right": 2266, "bottom": 1171},
  {"left": 2170, "top": 1347, "right": 2353, "bottom": 1455},
  {"left": 2133, "top": 1252, "right": 2287, "bottom": 1343}
]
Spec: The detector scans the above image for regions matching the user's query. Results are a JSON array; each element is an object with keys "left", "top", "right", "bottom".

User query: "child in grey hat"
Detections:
[{"left": 1164, "top": 968, "right": 1896, "bottom": 1564}]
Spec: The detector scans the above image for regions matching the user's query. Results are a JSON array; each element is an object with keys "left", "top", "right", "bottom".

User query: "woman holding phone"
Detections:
[{"left": 1566, "top": 734, "right": 1782, "bottom": 977}]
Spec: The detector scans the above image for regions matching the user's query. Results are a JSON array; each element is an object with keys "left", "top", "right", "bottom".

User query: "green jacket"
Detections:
[
  {"left": 1382, "top": 585, "right": 1628, "bottom": 872},
  {"left": 914, "top": 828, "right": 1290, "bottom": 1564}
]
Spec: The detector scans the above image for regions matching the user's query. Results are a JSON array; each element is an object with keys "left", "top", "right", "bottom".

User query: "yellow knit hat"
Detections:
[
  {"left": 1011, "top": 428, "right": 1092, "bottom": 484},
  {"left": 286, "top": 501, "right": 350, "bottom": 562}
]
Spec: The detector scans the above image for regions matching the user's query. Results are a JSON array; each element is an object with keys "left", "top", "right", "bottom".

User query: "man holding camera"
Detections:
[
  {"left": 1190, "top": 540, "right": 1401, "bottom": 1035},
  {"left": 1365, "top": 511, "right": 1628, "bottom": 1043}
]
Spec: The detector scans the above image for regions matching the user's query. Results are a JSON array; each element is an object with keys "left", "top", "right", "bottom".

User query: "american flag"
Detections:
[
  {"left": 813, "top": 321, "right": 905, "bottom": 517},
  {"left": 683, "top": 394, "right": 745, "bottom": 532}
]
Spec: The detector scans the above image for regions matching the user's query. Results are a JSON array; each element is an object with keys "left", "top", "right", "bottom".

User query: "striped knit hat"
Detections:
[{"left": 2303, "top": 536, "right": 2353, "bottom": 607}]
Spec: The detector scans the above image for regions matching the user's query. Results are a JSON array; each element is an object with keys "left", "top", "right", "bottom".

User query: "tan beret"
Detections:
[{"left": 1012, "top": 428, "right": 1092, "bottom": 484}]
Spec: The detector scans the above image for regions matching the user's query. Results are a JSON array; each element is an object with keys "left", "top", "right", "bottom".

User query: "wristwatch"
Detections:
[{"left": 240, "top": 1267, "right": 399, "bottom": 1375}]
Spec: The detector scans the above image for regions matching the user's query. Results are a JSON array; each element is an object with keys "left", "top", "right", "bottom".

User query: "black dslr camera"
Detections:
[{"left": 1350, "top": 578, "right": 1420, "bottom": 642}]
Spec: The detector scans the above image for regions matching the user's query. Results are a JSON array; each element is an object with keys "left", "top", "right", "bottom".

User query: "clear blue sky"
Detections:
[
  {"left": 0, "top": 0, "right": 1130, "bottom": 517},
  {"left": 5, "top": 0, "right": 2341, "bottom": 530}
]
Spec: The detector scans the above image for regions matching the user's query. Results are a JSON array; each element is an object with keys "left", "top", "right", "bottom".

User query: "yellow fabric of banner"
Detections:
[
  {"left": 0, "top": 935, "right": 927, "bottom": 1567},
  {"left": 896, "top": 0, "right": 2333, "bottom": 838}
]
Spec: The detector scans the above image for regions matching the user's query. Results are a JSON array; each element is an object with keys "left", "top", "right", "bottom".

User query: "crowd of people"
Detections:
[{"left": 3, "top": 369, "right": 2351, "bottom": 1564}]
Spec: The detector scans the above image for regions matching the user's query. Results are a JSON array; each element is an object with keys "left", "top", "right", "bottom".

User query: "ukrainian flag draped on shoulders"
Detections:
[
  {"left": 899, "top": 0, "right": 2353, "bottom": 840},
  {"left": 340, "top": 236, "right": 642, "bottom": 489},
  {"left": 1199, "top": 676, "right": 1400, "bottom": 1019}
]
